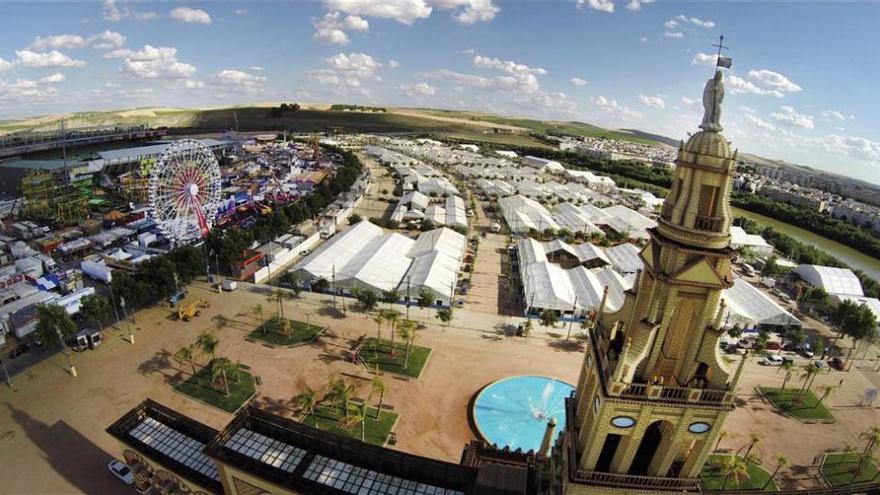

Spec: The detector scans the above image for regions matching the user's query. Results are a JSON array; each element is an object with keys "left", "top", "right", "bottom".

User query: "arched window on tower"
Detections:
[{"left": 696, "top": 185, "right": 721, "bottom": 231}]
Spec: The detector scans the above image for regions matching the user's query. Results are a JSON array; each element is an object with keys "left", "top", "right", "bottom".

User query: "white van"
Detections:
[{"left": 759, "top": 354, "right": 784, "bottom": 366}]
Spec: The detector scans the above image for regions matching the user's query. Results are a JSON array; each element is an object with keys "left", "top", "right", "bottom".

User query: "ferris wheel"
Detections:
[{"left": 148, "top": 139, "right": 222, "bottom": 244}]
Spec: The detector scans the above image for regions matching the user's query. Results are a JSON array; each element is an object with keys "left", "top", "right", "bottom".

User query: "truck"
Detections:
[
  {"left": 177, "top": 299, "right": 209, "bottom": 321},
  {"left": 81, "top": 260, "right": 113, "bottom": 284}
]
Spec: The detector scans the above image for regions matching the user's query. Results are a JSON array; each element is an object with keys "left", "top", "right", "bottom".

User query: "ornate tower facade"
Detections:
[{"left": 553, "top": 69, "right": 746, "bottom": 494}]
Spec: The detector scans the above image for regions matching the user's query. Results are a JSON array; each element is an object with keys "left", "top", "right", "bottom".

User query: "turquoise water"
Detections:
[{"left": 472, "top": 376, "right": 575, "bottom": 452}]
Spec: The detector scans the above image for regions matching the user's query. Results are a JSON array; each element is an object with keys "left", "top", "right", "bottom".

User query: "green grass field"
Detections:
[
  {"left": 820, "top": 452, "right": 880, "bottom": 487},
  {"left": 359, "top": 338, "right": 431, "bottom": 378},
  {"left": 247, "top": 316, "right": 323, "bottom": 347},
  {"left": 701, "top": 454, "right": 778, "bottom": 492},
  {"left": 301, "top": 404, "right": 398, "bottom": 446},
  {"left": 174, "top": 361, "right": 256, "bottom": 413},
  {"left": 760, "top": 387, "right": 834, "bottom": 421}
]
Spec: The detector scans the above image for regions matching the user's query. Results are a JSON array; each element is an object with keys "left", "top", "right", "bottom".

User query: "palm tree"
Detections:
[
  {"left": 763, "top": 453, "right": 788, "bottom": 490},
  {"left": 344, "top": 402, "right": 368, "bottom": 443},
  {"left": 196, "top": 332, "right": 220, "bottom": 362},
  {"left": 856, "top": 427, "right": 880, "bottom": 480},
  {"left": 714, "top": 430, "right": 729, "bottom": 454},
  {"left": 211, "top": 358, "right": 231, "bottom": 396},
  {"left": 842, "top": 443, "right": 857, "bottom": 464},
  {"left": 778, "top": 361, "right": 794, "bottom": 390},
  {"left": 739, "top": 433, "right": 762, "bottom": 462},
  {"left": 280, "top": 317, "right": 292, "bottom": 337},
  {"left": 174, "top": 345, "right": 197, "bottom": 375},
  {"left": 719, "top": 455, "right": 750, "bottom": 490},
  {"left": 370, "top": 375, "right": 386, "bottom": 420},
  {"left": 397, "top": 320, "right": 416, "bottom": 368},
  {"left": 228, "top": 360, "right": 242, "bottom": 383},
  {"left": 253, "top": 304, "right": 266, "bottom": 334},
  {"left": 328, "top": 378, "right": 354, "bottom": 416},
  {"left": 372, "top": 314, "right": 384, "bottom": 352},
  {"left": 797, "top": 363, "right": 818, "bottom": 398},
  {"left": 815, "top": 384, "right": 837, "bottom": 408},
  {"left": 295, "top": 387, "right": 318, "bottom": 422},
  {"left": 384, "top": 309, "right": 401, "bottom": 356}
]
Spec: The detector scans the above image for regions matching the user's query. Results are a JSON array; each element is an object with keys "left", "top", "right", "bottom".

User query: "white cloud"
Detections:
[
  {"left": 626, "top": 0, "right": 654, "bottom": 10},
  {"left": 184, "top": 80, "right": 205, "bottom": 89},
  {"left": 105, "top": 81, "right": 122, "bottom": 88},
  {"left": 771, "top": 105, "right": 814, "bottom": 130},
  {"left": 323, "top": 0, "right": 498, "bottom": 26},
  {"left": 29, "top": 34, "right": 87, "bottom": 51},
  {"left": 210, "top": 69, "right": 266, "bottom": 91},
  {"left": 307, "top": 52, "right": 384, "bottom": 89},
  {"left": 687, "top": 16, "right": 715, "bottom": 28},
  {"left": 424, "top": 69, "right": 539, "bottom": 93},
  {"left": 106, "top": 45, "right": 195, "bottom": 80},
  {"left": 578, "top": 0, "right": 614, "bottom": 13},
  {"left": 664, "top": 31, "right": 683, "bottom": 38},
  {"left": 727, "top": 75, "right": 783, "bottom": 97},
  {"left": 249, "top": 66, "right": 264, "bottom": 72},
  {"left": 403, "top": 82, "right": 437, "bottom": 97},
  {"left": 101, "top": 0, "right": 158, "bottom": 22},
  {"left": 388, "top": 60, "right": 400, "bottom": 68},
  {"left": 639, "top": 36, "right": 648, "bottom": 42},
  {"left": 313, "top": 12, "right": 370, "bottom": 45},
  {"left": 323, "top": 0, "right": 433, "bottom": 25},
  {"left": 743, "top": 113, "right": 778, "bottom": 132},
  {"left": 0, "top": 58, "right": 14, "bottom": 73},
  {"left": 88, "top": 30, "right": 126, "bottom": 50},
  {"left": 820, "top": 134, "right": 880, "bottom": 163},
  {"left": 170, "top": 7, "right": 212, "bottom": 25},
  {"left": 638, "top": 94, "right": 666, "bottom": 109},
  {"left": 570, "top": 78, "right": 588, "bottom": 86},
  {"left": 590, "top": 95, "right": 642, "bottom": 120},
  {"left": 747, "top": 69, "right": 801, "bottom": 93},
  {"left": 15, "top": 49, "right": 86, "bottom": 69},
  {"left": 472, "top": 55, "right": 546, "bottom": 75},
  {"left": 691, "top": 52, "right": 720, "bottom": 68},
  {"left": 39, "top": 73, "right": 65, "bottom": 84},
  {"left": 822, "top": 110, "right": 849, "bottom": 121},
  {"left": 680, "top": 96, "right": 699, "bottom": 108},
  {"left": 234, "top": 8, "right": 250, "bottom": 15},
  {"left": 664, "top": 19, "right": 679, "bottom": 29}
]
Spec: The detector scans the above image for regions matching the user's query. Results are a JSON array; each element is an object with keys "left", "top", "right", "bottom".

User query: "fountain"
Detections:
[{"left": 471, "top": 375, "right": 575, "bottom": 452}]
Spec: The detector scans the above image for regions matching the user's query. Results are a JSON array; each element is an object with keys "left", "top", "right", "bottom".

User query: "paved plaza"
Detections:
[{"left": 0, "top": 281, "right": 878, "bottom": 493}]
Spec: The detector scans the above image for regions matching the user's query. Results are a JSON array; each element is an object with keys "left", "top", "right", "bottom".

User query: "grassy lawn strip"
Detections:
[
  {"left": 359, "top": 338, "right": 430, "bottom": 378},
  {"left": 302, "top": 404, "right": 398, "bottom": 446},
  {"left": 701, "top": 454, "right": 777, "bottom": 492},
  {"left": 760, "top": 387, "right": 834, "bottom": 421},
  {"left": 248, "top": 316, "right": 323, "bottom": 346},
  {"left": 174, "top": 361, "right": 256, "bottom": 413},
  {"left": 820, "top": 452, "right": 880, "bottom": 487}
]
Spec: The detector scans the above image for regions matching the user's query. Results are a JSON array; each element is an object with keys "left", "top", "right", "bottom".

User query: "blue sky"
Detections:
[{"left": 1, "top": 1, "right": 879, "bottom": 184}]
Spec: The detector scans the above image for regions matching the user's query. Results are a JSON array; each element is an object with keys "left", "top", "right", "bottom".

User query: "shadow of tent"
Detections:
[{"left": 6, "top": 404, "right": 123, "bottom": 494}]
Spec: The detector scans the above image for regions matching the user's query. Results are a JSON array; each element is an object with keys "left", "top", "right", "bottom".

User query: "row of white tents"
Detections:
[{"left": 291, "top": 221, "right": 466, "bottom": 306}]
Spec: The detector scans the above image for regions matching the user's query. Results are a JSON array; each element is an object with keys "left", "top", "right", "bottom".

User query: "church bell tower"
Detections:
[{"left": 554, "top": 61, "right": 747, "bottom": 493}]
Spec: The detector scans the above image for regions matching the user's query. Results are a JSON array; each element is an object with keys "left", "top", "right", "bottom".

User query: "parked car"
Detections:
[
  {"left": 813, "top": 360, "right": 826, "bottom": 369},
  {"left": 108, "top": 459, "right": 134, "bottom": 485},
  {"left": 782, "top": 356, "right": 795, "bottom": 365},
  {"left": 829, "top": 357, "right": 844, "bottom": 370},
  {"left": 798, "top": 344, "right": 815, "bottom": 358},
  {"left": 759, "top": 355, "right": 784, "bottom": 366}
]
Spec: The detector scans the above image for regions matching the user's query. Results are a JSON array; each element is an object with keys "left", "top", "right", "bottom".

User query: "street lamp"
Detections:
[
  {"left": 0, "top": 357, "right": 13, "bottom": 389},
  {"left": 120, "top": 297, "right": 134, "bottom": 344},
  {"left": 55, "top": 326, "right": 76, "bottom": 377}
]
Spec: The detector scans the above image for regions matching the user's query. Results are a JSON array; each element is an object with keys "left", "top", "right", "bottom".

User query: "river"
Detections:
[{"left": 732, "top": 207, "right": 880, "bottom": 281}]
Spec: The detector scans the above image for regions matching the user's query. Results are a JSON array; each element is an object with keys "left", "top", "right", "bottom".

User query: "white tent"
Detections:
[
  {"left": 794, "top": 265, "right": 864, "bottom": 297},
  {"left": 292, "top": 221, "right": 383, "bottom": 281},
  {"left": 602, "top": 204, "right": 657, "bottom": 240},
  {"left": 722, "top": 278, "right": 801, "bottom": 328},
  {"left": 499, "top": 195, "right": 559, "bottom": 233},
  {"left": 336, "top": 233, "right": 415, "bottom": 292},
  {"left": 605, "top": 243, "right": 644, "bottom": 274}
]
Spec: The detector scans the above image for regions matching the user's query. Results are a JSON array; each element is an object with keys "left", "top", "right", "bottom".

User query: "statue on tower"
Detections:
[{"left": 700, "top": 69, "right": 724, "bottom": 132}]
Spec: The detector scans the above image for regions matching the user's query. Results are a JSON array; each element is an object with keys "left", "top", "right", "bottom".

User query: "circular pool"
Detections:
[{"left": 472, "top": 375, "right": 575, "bottom": 452}]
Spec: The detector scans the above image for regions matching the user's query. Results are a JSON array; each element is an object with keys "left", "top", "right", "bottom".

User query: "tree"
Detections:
[
  {"left": 280, "top": 317, "right": 292, "bottom": 337},
  {"left": 196, "top": 332, "right": 220, "bottom": 362},
  {"left": 797, "top": 363, "right": 819, "bottom": 397},
  {"left": 381, "top": 289, "right": 400, "bottom": 307},
  {"left": 856, "top": 427, "right": 880, "bottom": 482},
  {"left": 370, "top": 375, "right": 386, "bottom": 420},
  {"left": 539, "top": 309, "right": 559, "bottom": 329},
  {"left": 397, "top": 320, "right": 416, "bottom": 367},
  {"left": 349, "top": 213, "right": 363, "bottom": 224},
  {"left": 311, "top": 277, "right": 330, "bottom": 293},
  {"left": 383, "top": 309, "right": 401, "bottom": 354},
  {"left": 228, "top": 360, "right": 242, "bottom": 383},
  {"left": 764, "top": 453, "right": 788, "bottom": 490},
  {"left": 778, "top": 361, "right": 794, "bottom": 390},
  {"left": 352, "top": 288, "right": 379, "bottom": 312},
  {"left": 80, "top": 294, "right": 111, "bottom": 331},
  {"left": 719, "top": 455, "right": 750, "bottom": 490},
  {"left": 812, "top": 337, "right": 825, "bottom": 359},
  {"left": 211, "top": 358, "right": 231, "bottom": 396},
  {"left": 295, "top": 387, "right": 318, "bottom": 422},
  {"left": 523, "top": 318, "right": 533, "bottom": 337},
  {"left": 253, "top": 304, "right": 266, "bottom": 334},
  {"left": 782, "top": 326, "right": 805, "bottom": 349},
  {"left": 727, "top": 325, "right": 743, "bottom": 340},
  {"left": 815, "top": 384, "right": 837, "bottom": 408},
  {"left": 754, "top": 329, "right": 770, "bottom": 355},
  {"left": 436, "top": 306, "right": 453, "bottom": 327},
  {"left": 35, "top": 303, "right": 78, "bottom": 369},
  {"left": 344, "top": 402, "right": 368, "bottom": 443},
  {"left": 417, "top": 288, "right": 433, "bottom": 308},
  {"left": 739, "top": 433, "right": 762, "bottom": 462},
  {"left": 280, "top": 272, "right": 303, "bottom": 296},
  {"left": 372, "top": 314, "right": 384, "bottom": 353},
  {"left": 714, "top": 430, "right": 728, "bottom": 454},
  {"left": 328, "top": 378, "right": 354, "bottom": 416},
  {"left": 174, "top": 345, "right": 197, "bottom": 375}
]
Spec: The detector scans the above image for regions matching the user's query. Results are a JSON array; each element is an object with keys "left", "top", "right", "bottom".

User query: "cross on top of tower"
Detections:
[{"left": 712, "top": 35, "right": 732, "bottom": 69}]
